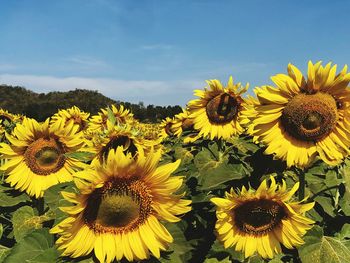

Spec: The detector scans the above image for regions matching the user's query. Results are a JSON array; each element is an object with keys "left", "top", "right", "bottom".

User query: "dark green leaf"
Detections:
[
  {"left": 162, "top": 222, "right": 193, "bottom": 263},
  {"left": 314, "top": 196, "right": 335, "bottom": 217}
]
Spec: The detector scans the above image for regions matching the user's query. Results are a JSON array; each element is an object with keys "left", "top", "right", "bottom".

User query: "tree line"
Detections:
[{"left": 0, "top": 85, "right": 182, "bottom": 122}]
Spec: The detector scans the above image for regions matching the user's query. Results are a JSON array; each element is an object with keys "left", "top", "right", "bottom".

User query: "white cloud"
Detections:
[{"left": 0, "top": 74, "right": 202, "bottom": 106}]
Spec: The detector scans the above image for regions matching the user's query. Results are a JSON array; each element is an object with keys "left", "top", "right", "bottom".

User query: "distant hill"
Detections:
[{"left": 0, "top": 85, "right": 182, "bottom": 122}]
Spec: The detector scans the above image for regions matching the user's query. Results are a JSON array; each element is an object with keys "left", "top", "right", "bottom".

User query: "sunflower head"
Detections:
[
  {"left": 86, "top": 121, "right": 148, "bottom": 165},
  {"left": 160, "top": 117, "right": 176, "bottom": 138},
  {"left": 171, "top": 109, "right": 194, "bottom": 137},
  {"left": 0, "top": 117, "right": 87, "bottom": 197},
  {"left": 0, "top": 109, "right": 20, "bottom": 124},
  {"left": 281, "top": 92, "right": 338, "bottom": 141},
  {"left": 211, "top": 177, "right": 314, "bottom": 259},
  {"left": 50, "top": 147, "right": 191, "bottom": 262},
  {"left": 50, "top": 106, "right": 90, "bottom": 132},
  {"left": 187, "top": 76, "right": 249, "bottom": 140},
  {"left": 249, "top": 61, "right": 350, "bottom": 167},
  {"left": 87, "top": 104, "right": 134, "bottom": 133}
]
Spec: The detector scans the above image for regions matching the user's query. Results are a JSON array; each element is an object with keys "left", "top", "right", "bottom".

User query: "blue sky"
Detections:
[{"left": 0, "top": 0, "right": 349, "bottom": 106}]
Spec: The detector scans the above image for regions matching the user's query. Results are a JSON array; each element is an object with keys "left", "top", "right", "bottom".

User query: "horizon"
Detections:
[{"left": 1, "top": 1, "right": 350, "bottom": 106}]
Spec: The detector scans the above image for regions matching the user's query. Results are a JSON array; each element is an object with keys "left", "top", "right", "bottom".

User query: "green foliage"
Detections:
[
  {"left": 1, "top": 110, "right": 350, "bottom": 263},
  {"left": 0, "top": 85, "right": 182, "bottom": 122},
  {"left": 299, "top": 226, "right": 350, "bottom": 263},
  {"left": 0, "top": 185, "right": 30, "bottom": 207},
  {"left": 12, "top": 206, "right": 41, "bottom": 242},
  {"left": 3, "top": 228, "right": 59, "bottom": 263}
]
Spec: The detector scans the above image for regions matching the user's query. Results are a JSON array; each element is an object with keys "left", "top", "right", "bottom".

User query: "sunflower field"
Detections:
[{"left": 0, "top": 61, "right": 350, "bottom": 263}]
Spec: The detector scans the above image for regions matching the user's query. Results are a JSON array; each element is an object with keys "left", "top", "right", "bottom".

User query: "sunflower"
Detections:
[
  {"left": 50, "top": 106, "right": 90, "bottom": 132},
  {"left": 0, "top": 121, "right": 5, "bottom": 141},
  {"left": 211, "top": 177, "right": 314, "bottom": 259},
  {"left": 171, "top": 109, "right": 194, "bottom": 137},
  {"left": 248, "top": 61, "right": 350, "bottom": 167},
  {"left": 0, "top": 108, "right": 21, "bottom": 124},
  {"left": 132, "top": 122, "right": 165, "bottom": 154},
  {"left": 187, "top": 76, "right": 248, "bottom": 140},
  {"left": 159, "top": 117, "right": 176, "bottom": 139},
  {"left": 86, "top": 121, "right": 148, "bottom": 165},
  {"left": 50, "top": 147, "right": 191, "bottom": 262},
  {"left": 88, "top": 104, "right": 134, "bottom": 133},
  {"left": 0, "top": 118, "right": 87, "bottom": 198}
]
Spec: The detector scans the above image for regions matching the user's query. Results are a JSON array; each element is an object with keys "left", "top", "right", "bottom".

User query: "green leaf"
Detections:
[
  {"left": 173, "top": 146, "right": 194, "bottom": 166},
  {"left": 107, "top": 106, "right": 116, "bottom": 126},
  {"left": 314, "top": 196, "right": 335, "bottom": 217},
  {"left": 0, "top": 185, "right": 30, "bottom": 207},
  {"left": 0, "top": 224, "right": 3, "bottom": 239},
  {"left": 243, "top": 254, "right": 266, "bottom": 263},
  {"left": 197, "top": 162, "right": 247, "bottom": 190},
  {"left": 3, "top": 228, "right": 59, "bottom": 263},
  {"left": 194, "top": 144, "right": 248, "bottom": 190},
  {"left": 0, "top": 245, "right": 11, "bottom": 263},
  {"left": 162, "top": 222, "right": 193, "bottom": 263},
  {"left": 325, "top": 170, "right": 341, "bottom": 188},
  {"left": 226, "top": 136, "right": 259, "bottom": 154},
  {"left": 207, "top": 240, "right": 244, "bottom": 262},
  {"left": 299, "top": 226, "right": 350, "bottom": 263},
  {"left": 27, "top": 248, "right": 59, "bottom": 263},
  {"left": 204, "top": 257, "right": 231, "bottom": 263},
  {"left": 12, "top": 206, "right": 42, "bottom": 242},
  {"left": 268, "top": 254, "right": 285, "bottom": 263},
  {"left": 340, "top": 161, "right": 350, "bottom": 215},
  {"left": 44, "top": 182, "right": 75, "bottom": 225},
  {"left": 306, "top": 173, "right": 326, "bottom": 195},
  {"left": 337, "top": 224, "right": 350, "bottom": 240}
]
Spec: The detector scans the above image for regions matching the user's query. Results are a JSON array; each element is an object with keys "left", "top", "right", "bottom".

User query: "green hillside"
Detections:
[{"left": 0, "top": 85, "right": 182, "bottom": 122}]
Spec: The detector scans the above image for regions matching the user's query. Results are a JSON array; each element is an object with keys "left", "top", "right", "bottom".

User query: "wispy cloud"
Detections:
[
  {"left": 62, "top": 56, "right": 109, "bottom": 67},
  {"left": 0, "top": 74, "right": 201, "bottom": 106}
]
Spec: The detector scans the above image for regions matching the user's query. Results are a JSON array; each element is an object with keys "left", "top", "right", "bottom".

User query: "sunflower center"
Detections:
[
  {"left": 96, "top": 195, "right": 140, "bottom": 227},
  {"left": 206, "top": 93, "right": 239, "bottom": 124},
  {"left": 84, "top": 179, "right": 152, "bottom": 234},
  {"left": 233, "top": 199, "right": 287, "bottom": 236},
  {"left": 70, "top": 116, "right": 86, "bottom": 132},
  {"left": 101, "top": 135, "right": 138, "bottom": 160},
  {"left": 281, "top": 93, "right": 338, "bottom": 141},
  {"left": 24, "top": 138, "right": 66, "bottom": 175},
  {"left": 182, "top": 118, "right": 193, "bottom": 131}
]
